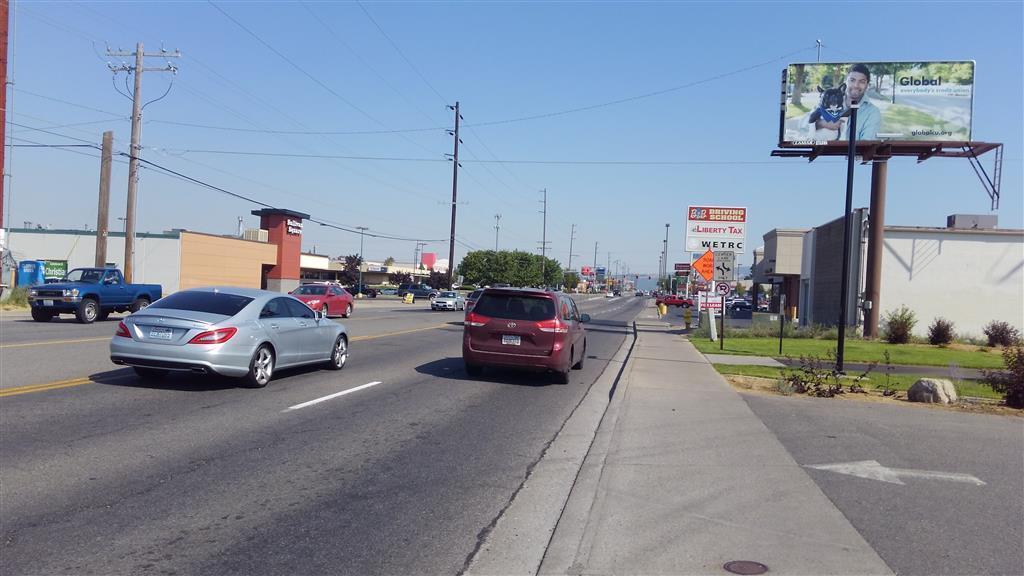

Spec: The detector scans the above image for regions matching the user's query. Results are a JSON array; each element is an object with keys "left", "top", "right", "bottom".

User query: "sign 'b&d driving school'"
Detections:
[{"left": 685, "top": 206, "right": 747, "bottom": 253}]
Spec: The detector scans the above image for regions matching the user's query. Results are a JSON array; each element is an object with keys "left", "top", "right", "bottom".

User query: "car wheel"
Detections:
[
  {"left": 244, "top": 345, "right": 275, "bottom": 388},
  {"left": 465, "top": 363, "right": 483, "bottom": 377},
  {"left": 76, "top": 298, "right": 99, "bottom": 324},
  {"left": 429, "top": 293, "right": 437, "bottom": 300},
  {"left": 572, "top": 341, "right": 586, "bottom": 370},
  {"left": 327, "top": 335, "right": 348, "bottom": 370},
  {"left": 31, "top": 308, "right": 54, "bottom": 322},
  {"left": 133, "top": 367, "right": 168, "bottom": 380},
  {"left": 343, "top": 303, "right": 352, "bottom": 318},
  {"left": 130, "top": 298, "right": 150, "bottom": 313}
]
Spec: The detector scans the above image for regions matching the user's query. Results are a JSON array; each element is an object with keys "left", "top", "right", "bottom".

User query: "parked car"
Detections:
[
  {"left": 656, "top": 293, "right": 693, "bottom": 308},
  {"left": 28, "top": 267, "right": 162, "bottom": 324},
  {"left": 431, "top": 291, "right": 466, "bottom": 311},
  {"left": 348, "top": 283, "right": 378, "bottom": 298},
  {"left": 463, "top": 288, "right": 590, "bottom": 384},
  {"left": 465, "top": 288, "right": 485, "bottom": 312},
  {"left": 290, "top": 284, "right": 354, "bottom": 318},
  {"left": 729, "top": 300, "right": 754, "bottom": 318},
  {"left": 110, "top": 287, "right": 348, "bottom": 388},
  {"left": 397, "top": 283, "right": 439, "bottom": 301}
]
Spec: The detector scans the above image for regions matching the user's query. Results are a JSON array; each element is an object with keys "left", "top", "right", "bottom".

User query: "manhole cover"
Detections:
[{"left": 723, "top": 560, "right": 769, "bottom": 575}]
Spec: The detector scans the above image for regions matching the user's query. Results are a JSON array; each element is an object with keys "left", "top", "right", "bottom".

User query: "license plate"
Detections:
[
  {"left": 501, "top": 334, "right": 521, "bottom": 346},
  {"left": 148, "top": 327, "right": 173, "bottom": 341},
  {"left": 43, "top": 300, "right": 54, "bottom": 307}
]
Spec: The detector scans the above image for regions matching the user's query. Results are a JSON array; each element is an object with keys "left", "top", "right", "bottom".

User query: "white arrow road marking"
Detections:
[
  {"left": 805, "top": 460, "right": 985, "bottom": 486},
  {"left": 284, "top": 381, "right": 383, "bottom": 412}
]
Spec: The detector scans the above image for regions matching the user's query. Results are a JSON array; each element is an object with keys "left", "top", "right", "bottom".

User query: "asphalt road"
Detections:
[
  {"left": 0, "top": 294, "right": 644, "bottom": 575},
  {"left": 742, "top": 393, "right": 1024, "bottom": 576}
]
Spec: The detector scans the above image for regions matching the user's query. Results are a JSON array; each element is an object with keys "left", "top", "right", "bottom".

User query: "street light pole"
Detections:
[
  {"left": 356, "top": 226, "right": 368, "bottom": 298},
  {"left": 836, "top": 104, "right": 859, "bottom": 373}
]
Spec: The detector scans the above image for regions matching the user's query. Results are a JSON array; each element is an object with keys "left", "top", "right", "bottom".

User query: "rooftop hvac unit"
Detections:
[{"left": 243, "top": 228, "right": 269, "bottom": 242}]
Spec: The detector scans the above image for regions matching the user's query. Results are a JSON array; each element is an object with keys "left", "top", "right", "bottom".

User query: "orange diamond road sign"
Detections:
[{"left": 693, "top": 250, "right": 714, "bottom": 281}]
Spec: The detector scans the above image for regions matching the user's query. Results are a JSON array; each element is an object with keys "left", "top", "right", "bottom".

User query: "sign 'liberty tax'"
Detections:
[{"left": 685, "top": 206, "right": 747, "bottom": 252}]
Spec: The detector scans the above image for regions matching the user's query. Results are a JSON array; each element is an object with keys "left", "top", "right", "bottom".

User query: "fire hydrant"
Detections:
[
  {"left": 657, "top": 302, "right": 668, "bottom": 318},
  {"left": 683, "top": 307, "right": 692, "bottom": 329}
]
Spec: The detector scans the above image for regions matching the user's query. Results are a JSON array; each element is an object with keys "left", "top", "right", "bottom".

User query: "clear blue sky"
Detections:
[{"left": 6, "top": 1, "right": 1022, "bottom": 275}]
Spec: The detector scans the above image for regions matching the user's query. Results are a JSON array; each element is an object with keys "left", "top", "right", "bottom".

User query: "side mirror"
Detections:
[{"left": 580, "top": 314, "right": 591, "bottom": 323}]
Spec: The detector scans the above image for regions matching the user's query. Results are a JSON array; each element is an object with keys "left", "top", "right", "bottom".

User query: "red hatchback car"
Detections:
[
  {"left": 463, "top": 288, "right": 590, "bottom": 383},
  {"left": 290, "top": 284, "right": 354, "bottom": 318}
]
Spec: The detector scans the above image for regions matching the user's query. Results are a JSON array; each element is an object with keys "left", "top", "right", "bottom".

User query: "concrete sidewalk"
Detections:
[{"left": 539, "top": 311, "right": 893, "bottom": 575}]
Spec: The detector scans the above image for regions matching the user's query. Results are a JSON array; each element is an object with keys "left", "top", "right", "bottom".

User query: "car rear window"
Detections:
[
  {"left": 474, "top": 293, "right": 556, "bottom": 321},
  {"left": 148, "top": 291, "right": 254, "bottom": 316},
  {"left": 294, "top": 285, "right": 327, "bottom": 295}
]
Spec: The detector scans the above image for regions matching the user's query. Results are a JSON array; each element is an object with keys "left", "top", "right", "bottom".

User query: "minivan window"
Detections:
[
  {"left": 150, "top": 291, "right": 254, "bottom": 316},
  {"left": 293, "top": 285, "right": 327, "bottom": 295},
  {"left": 474, "top": 293, "right": 555, "bottom": 321}
]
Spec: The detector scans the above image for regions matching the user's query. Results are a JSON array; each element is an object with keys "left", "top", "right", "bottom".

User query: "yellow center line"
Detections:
[
  {"left": 0, "top": 336, "right": 112, "bottom": 349},
  {"left": 1, "top": 322, "right": 458, "bottom": 398}
]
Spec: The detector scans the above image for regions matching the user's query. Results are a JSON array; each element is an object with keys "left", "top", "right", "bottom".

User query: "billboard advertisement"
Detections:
[
  {"left": 595, "top": 266, "right": 606, "bottom": 283},
  {"left": 685, "top": 206, "right": 747, "bottom": 253},
  {"left": 780, "top": 61, "right": 974, "bottom": 145}
]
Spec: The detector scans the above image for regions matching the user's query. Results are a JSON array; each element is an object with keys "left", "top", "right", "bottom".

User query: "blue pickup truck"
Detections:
[{"left": 28, "top": 268, "right": 163, "bottom": 324}]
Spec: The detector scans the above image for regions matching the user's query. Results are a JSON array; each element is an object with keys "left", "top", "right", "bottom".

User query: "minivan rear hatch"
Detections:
[{"left": 467, "top": 291, "right": 558, "bottom": 356}]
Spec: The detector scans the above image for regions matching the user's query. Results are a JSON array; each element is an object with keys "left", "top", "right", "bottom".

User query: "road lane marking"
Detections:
[
  {"left": 284, "top": 381, "right": 383, "bottom": 412},
  {"left": 1, "top": 323, "right": 454, "bottom": 398},
  {"left": 0, "top": 336, "right": 112, "bottom": 349},
  {"left": 805, "top": 460, "right": 986, "bottom": 486},
  {"left": 0, "top": 375, "right": 133, "bottom": 398},
  {"left": 350, "top": 323, "right": 452, "bottom": 341}
]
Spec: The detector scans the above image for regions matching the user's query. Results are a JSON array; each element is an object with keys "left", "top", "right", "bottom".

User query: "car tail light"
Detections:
[
  {"left": 115, "top": 321, "right": 131, "bottom": 338},
  {"left": 464, "top": 312, "right": 488, "bottom": 327},
  {"left": 188, "top": 327, "right": 238, "bottom": 345},
  {"left": 537, "top": 319, "right": 569, "bottom": 333}
]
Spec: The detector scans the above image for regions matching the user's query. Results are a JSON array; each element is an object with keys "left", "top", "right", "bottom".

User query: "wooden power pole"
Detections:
[{"left": 94, "top": 131, "right": 113, "bottom": 267}]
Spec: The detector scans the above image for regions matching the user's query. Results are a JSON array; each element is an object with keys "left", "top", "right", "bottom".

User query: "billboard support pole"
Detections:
[
  {"left": 864, "top": 160, "right": 887, "bottom": 339},
  {"left": 836, "top": 105, "right": 858, "bottom": 374}
]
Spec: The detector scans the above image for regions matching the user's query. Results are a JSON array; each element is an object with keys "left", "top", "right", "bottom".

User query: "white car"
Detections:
[{"left": 431, "top": 291, "right": 466, "bottom": 311}]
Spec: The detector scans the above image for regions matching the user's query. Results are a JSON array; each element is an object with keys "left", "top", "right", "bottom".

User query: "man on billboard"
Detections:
[{"left": 812, "top": 64, "right": 880, "bottom": 141}]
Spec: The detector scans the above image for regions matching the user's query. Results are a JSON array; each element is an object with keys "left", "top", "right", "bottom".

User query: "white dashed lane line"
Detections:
[{"left": 283, "top": 381, "right": 383, "bottom": 412}]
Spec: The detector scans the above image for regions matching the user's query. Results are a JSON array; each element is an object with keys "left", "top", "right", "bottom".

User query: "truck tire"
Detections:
[
  {"left": 31, "top": 308, "right": 54, "bottom": 322},
  {"left": 130, "top": 297, "right": 150, "bottom": 313},
  {"left": 76, "top": 298, "right": 99, "bottom": 324}
]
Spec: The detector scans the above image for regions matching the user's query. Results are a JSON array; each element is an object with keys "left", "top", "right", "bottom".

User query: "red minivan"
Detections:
[{"left": 463, "top": 288, "right": 590, "bottom": 383}]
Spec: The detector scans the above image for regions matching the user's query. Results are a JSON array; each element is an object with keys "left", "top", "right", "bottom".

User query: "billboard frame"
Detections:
[{"left": 778, "top": 60, "right": 977, "bottom": 148}]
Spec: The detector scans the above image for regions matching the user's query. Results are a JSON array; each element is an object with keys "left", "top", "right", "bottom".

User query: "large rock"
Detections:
[{"left": 907, "top": 378, "right": 958, "bottom": 404}]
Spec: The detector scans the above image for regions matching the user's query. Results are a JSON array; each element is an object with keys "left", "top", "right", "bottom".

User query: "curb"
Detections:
[{"left": 464, "top": 322, "right": 638, "bottom": 576}]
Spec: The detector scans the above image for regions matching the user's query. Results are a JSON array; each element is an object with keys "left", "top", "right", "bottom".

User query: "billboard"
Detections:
[
  {"left": 780, "top": 61, "right": 974, "bottom": 145},
  {"left": 685, "top": 206, "right": 747, "bottom": 253}
]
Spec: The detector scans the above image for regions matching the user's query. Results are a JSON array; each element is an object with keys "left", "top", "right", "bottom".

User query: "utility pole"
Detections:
[
  {"left": 538, "top": 188, "right": 549, "bottom": 282},
  {"left": 412, "top": 241, "right": 427, "bottom": 271},
  {"left": 0, "top": 0, "right": 8, "bottom": 231},
  {"left": 593, "top": 241, "right": 598, "bottom": 272},
  {"left": 94, "top": 131, "right": 113, "bottom": 267},
  {"left": 356, "top": 226, "right": 368, "bottom": 295},
  {"left": 567, "top": 224, "right": 577, "bottom": 272},
  {"left": 663, "top": 223, "right": 670, "bottom": 281},
  {"left": 107, "top": 43, "right": 179, "bottom": 282},
  {"left": 493, "top": 213, "right": 501, "bottom": 251},
  {"left": 445, "top": 101, "right": 461, "bottom": 288}
]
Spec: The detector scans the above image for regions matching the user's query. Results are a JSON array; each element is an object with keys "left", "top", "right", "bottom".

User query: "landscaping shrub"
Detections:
[
  {"left": 780, "top": 352, "right": 844, "bottom": 397},
  {"left": 882, "top": 305, "right": 917, "bottom": 344},
  {"left": 981, "top": 345, "right": 1024, "bottom": 408},
  {"left": 982, "top": 320, "right": 1021, "bottom": 347},
  {"left": 927, "top": 318, "right": 956, "bottom": 346}
]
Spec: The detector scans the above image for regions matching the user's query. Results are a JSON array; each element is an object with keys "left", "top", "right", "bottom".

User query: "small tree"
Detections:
[
  {"left": 564, "top": 271, "right": 581, "bottom": 291},
  {"left": 734, "top": 283, "right": 747, "bottom": 297},
  {"left": 882, "top": 305, "right": 917, "bottom": 344},
  {"left": 339, "top": 254, "right": 362, "bottom": 285},
  {"left": 425, "top": 270, "right": 449, "bottom": 289},
  {"left": 982, "top": 320, "right": 1021, "bottom": 347},
  {"left": 388, "top": 272, "right": 411, "bottom": 285},
  {"left": 927, "top": 317, "right": 956, "bottom": 345},
  {"left": 384, "top": 256, "right": 395, "bottom": 266},
  {"left": 981, "top": 345, "right": 1024, "bottom": 408}
]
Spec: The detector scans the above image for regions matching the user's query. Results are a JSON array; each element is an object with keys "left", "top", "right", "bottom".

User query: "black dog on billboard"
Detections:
[{"left": 808, "top": 84, "right": 849, "bottom": 140}]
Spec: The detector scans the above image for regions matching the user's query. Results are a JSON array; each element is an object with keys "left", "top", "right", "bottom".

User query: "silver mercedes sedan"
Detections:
[{"left": 110, "top": 287, "right": 348, "bottom": 388}]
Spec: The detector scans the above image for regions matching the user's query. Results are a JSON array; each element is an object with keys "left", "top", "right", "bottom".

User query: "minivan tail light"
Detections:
[
  {"left": 537, "top": 319, "right": 569, "bottom": 333},
  {"left": 465, "top": 312, "right": 487, "bottom": 327},
  {"left": 188, "top": 327, "right": 238, "bottom": 344},
  {"left": 115, "top": 321, "right": 131, "bottom": 338}
]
